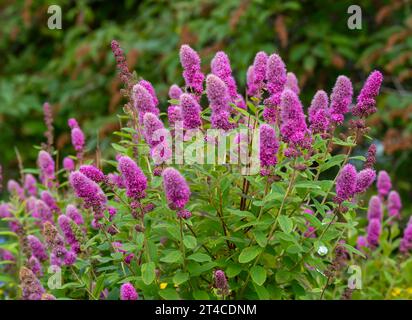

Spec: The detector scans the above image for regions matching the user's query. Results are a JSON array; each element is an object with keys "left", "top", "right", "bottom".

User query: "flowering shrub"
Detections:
[{"left": 0, "top": 42, "right": 393, "bottom": 300}]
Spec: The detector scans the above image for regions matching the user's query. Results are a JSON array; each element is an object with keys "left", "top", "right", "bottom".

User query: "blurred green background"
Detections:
[{"left": 0, "top": 0, "right": 411, "bottom": 204}]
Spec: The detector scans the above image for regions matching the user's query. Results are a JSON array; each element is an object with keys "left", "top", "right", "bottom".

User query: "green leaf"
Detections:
[
  {"left": 141, "top": 262, "right": 156, "bottom": 285},
  {"left": 303, "top": 213, "right": 323, "bottom": 229},
  {"left": 278, "top": 216, "right": 293, "bottom": 233},
  {"left": 253, "top": 283, "right": 270, "bottom": 300},
  {"left": 160, "top": 250, "right": 182, "bottom": 263},
  {"left": 295, "top": 182, "right": 321, "bottom": 189},
  {"left": 159, "top": 288, "right": 180, "bottom": 300},
  {"left": 183, "top": 235, "right": 197, "bottom": 249},
  {"left": 173, "top": 272, "right": 189, "bottom": 286},
  {"left": 187, "top": 253, "right": 211, "bottom": 263},
  {"left": 193, "top": 290, "right": 210, "bottom": 300},
  {"left": 343, "top": 243, "right": 366, "bottom": 259},
  {"left": 239, "top": 246, "right": 261, "bottom": 263},
  {"left": 253, "top": 231, "right": 267, "bottom": 247},
  {"left": 286, "top": 244, "right": 303, "bottom": 254},
  {"left": 250, "top": 266, "right": 267, "bottom": 286},
  {"left": 226, "top": 263, "right": 242, "bottom": 278},
  {"left": 275, "top": 270, "right": 292, "bottom": 283}
]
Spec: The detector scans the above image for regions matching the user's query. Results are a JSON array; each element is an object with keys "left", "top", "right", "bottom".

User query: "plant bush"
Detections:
[{"left": 1, "top": 41, "right": 410, "bottom": 301}]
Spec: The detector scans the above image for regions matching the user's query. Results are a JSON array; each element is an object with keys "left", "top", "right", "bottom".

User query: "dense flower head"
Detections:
[
  {"left": 169, "top": 84, "right": 183, "bottom": 100},
  {"left": 79, "top": 165, "right": 105, "bottom": 183},
  {"left": 259, "top": 124, "right": 279, "bottom": 175},
  {"left": 335, "top": 164, "right": 357, "bottom": 203},
  {"left": 356, "top": 235, "right": 368, "bottom": 250},
  {"left": 27, "top": 235, "right": 48, "bottom": 262},
  {"left": 58, "top": 215, "right": 80, "bottom": 253},
  {"left": 66, "top": 204, "right": 84, "bottom": 225},
  {"left": 211, "top": 51, "right": 239, "bottom": 101},
  {"left": 206, "top": 74, "right": 235, "bottom": 130},
  {"left": 367, "top": 218, "right": 381, "bottom": 247},
  {"left": 400, "top": 221, "right": 412, "bottom": 253},
  {"left": 247, "top": 51, "right": 268, "bottom": 97},
  {"left": 179, "top": 44, "right": 204, "bottom": 95},
  {"left": 41, "top": 190, "right": 60, "bottom": 215},
  {"left": 24, "top": 174, "right": 37, "bottom": 197},
  {"left": 214, "top": 270, "right": 229, "bottom": 295},
  {"left": 266, "top": 53, "right": 287, "bottom": 95},
  {"left": 138, "top": 79, "right": 159, "bottom": 106},
  {"left": 353, "top": 70, "right": 383, "bottom": 117},
  {"left": 364, "top": 144, "right": 376, "bottom": 169},
  {"left": 162, "top": 167, "right": 191, "bottom": 210},
  {"left": 19, "top": 266, "right": 45, "bottom": 300},
  {"left": 285, "top": 72, "right": 300, "bottom": 95},
  {"left": 367, "top": 195, "right": 383, "bottom": 221},
  {"left": 355, "top": 168, "right": 376, "bottom": 193},
  {"left": 0, "top": 203, "right": 11, "bottom": 218},
  {"left": 68, "top": 118, "right": 78, "bottom": 129},
  {"left": 1, "top": 249, "right": 15, "bottom": 262},
  {"left": 37, "top": 150, "right": 55, "bottom": 181},
  {"left": 107, "top": 173, "right": 125, "bottom": 189},
  {"left": 120, "top": 282, "right": 138, "bottom": 300},
  {"left": 133, "top": 84, "right": 160, "bottom": 123},
  {"left": 280, "top": 89, "right": 308, "bottom": 146},
  {"left": 28, "top": 255, "right": 42, "bottom": 277},
  {"left": 308, "top": 90, "right": 329, "bottom": 133},
  {"left": 33, "top": 199, "right": 54, "bottom": 224},
  {"left": 7, "top": 179, "right": 24, "bottom": 200},
  {"left": 71, "top": 127, "right": 85, "bottom": 153},
  {"left": 167, "top": 106, "right": 182, "bottom": 128},
  {"left": 142, "top": 112, "right": 166, "bottom": 147},
  {"left": 69, "top": 171, "right": 107, "bottom": 221},
  {"left": 117, "top": 156, "right": 147, "bottom": 200},
  {"left": 329, "top": 75, "right": 353, "bottom": 124},
  {"left": 180, "top": 93, "right": 202, "bottom": 129},
  {"left": 377, "top": 170, "right": 391, "bottom": 198},
  {"left": 387, "top": 191, "right": 402, "bottom": 218},
  {"left": 63, "top": 157, "right": 75, "bottom": 172}
]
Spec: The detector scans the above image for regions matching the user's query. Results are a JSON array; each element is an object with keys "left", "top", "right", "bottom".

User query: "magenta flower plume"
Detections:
[
  {"left": 63, "top": 157, "right": 75, "bottom": 172},
  {"left": 162, "top": 167, "right": 191, "bottom": 211},
  {"left": 79, "top": 165, "right": 105, "bottom": 183},
  {"left": 214, "top": 270, "right": 229, "bottom": 295},
  {"left": 335, "top": 164, "right": 357, "bottom": 203},
  {"left": 169, "top": 84, "right": 183, "bottom": 100},
  {"left": 68, "top": 118, "right": 78, "bottom": 129},
  {"left": 66, "top": 204, "right": 84, "bottom": 225},
  {"left": 133, "top": 84, "right": 160, "bottom": 123},
  {"left": 364, "top": 144, "right": 376, "bottom": 169},
  {"left": 259, "top": 124, "right": 279, "bottom": 176},
  {"left": 37, "top": 150, "right": 55, "bottom": 185},
  {"left": 142, "top": 112, "right": 165, "bottom": 147},
  {"left": 211, "top": 51, "right": 243, "bottom": 108},
  {"left": 179, "top": 44, "right": 204, "bottom": 95},
  {"left": 24, "top": 174, "right": 37, "bottom": 197},
  {"left": 329, "top": 75, "right": 353, "bottom": 124},
  {"left": 353, "top": 70, "right": 383, "bottom": 118},
  {"left": 167, "top": 106, "right": 182, "bottom": 128},
  {"left": 247, "top": 51, "right": 268, "bottom": 97},
  {"left": 117, "top": 156, "right": 147, "bottom": 200},
  {"left": 180, "top": 93, "right": 202, "bottom": 129},
  {"left": 7, "top": 180, "right": 24, "bottom": 200},
  {"left": 285, "top": 72, "right": 300, "bottom": 95},
  {"left": 387, "top": 191, "right": 402, "bottom": 218},
  {"left": 69, "top": 171, "right": 107, "bottom": 223},
  {"left": 266, "top": 53, "right": 287, "bottom": 95},
  {"left": 43, "top": 102, "right": 54, "bottom": 149},
  {"left": 206, "top": 74, "right": 235, "bottom": 130},
  {"left": 33, "top": 199, "right": 53, "bottom": 224},
  {"left": 20, "top": 267, "right": 45, "bottom": 300},
  {"left": 377, "top": 170, "right": 391, "bottom": 198},
  {"left": 367, "top": 218, "right": 381, "bottom": 247},
  {"left": 70, "top": 122, "right": 85, "bottom": 156},
  {"left": 120, "top": 282, "right": 138, "bottom": 300},
  {"left": 27, "top": 235, "right": 48, "bottom": 262},
  {"left": 28, "top": 256, "right": 42, "bottom": 277},
  {"left": 400, "top": 221, "right": 412, "bottom": 253},
  {"left": 40, "top": 191, "right": 60, "bottom": 215},
  {"left": 138, "top": 79, "right": 159, "bottom": 106},
  {"left": 107, "top": 173, "right": 125, "bottom": 189},
  {"left": 280, "top": 89, "right": 308, "bottom": 146},
  {"left": 355, "top": 168, "right": 376, "bottom": 194},
  {"left": 58, "top": 215, "right": 80, "bottom": 253},
  {"left": 367, "top": 195, "right": 383, "bottom": 221},
  {"left": 308, "top": 90, "right": 329, "bottom": 133}
]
